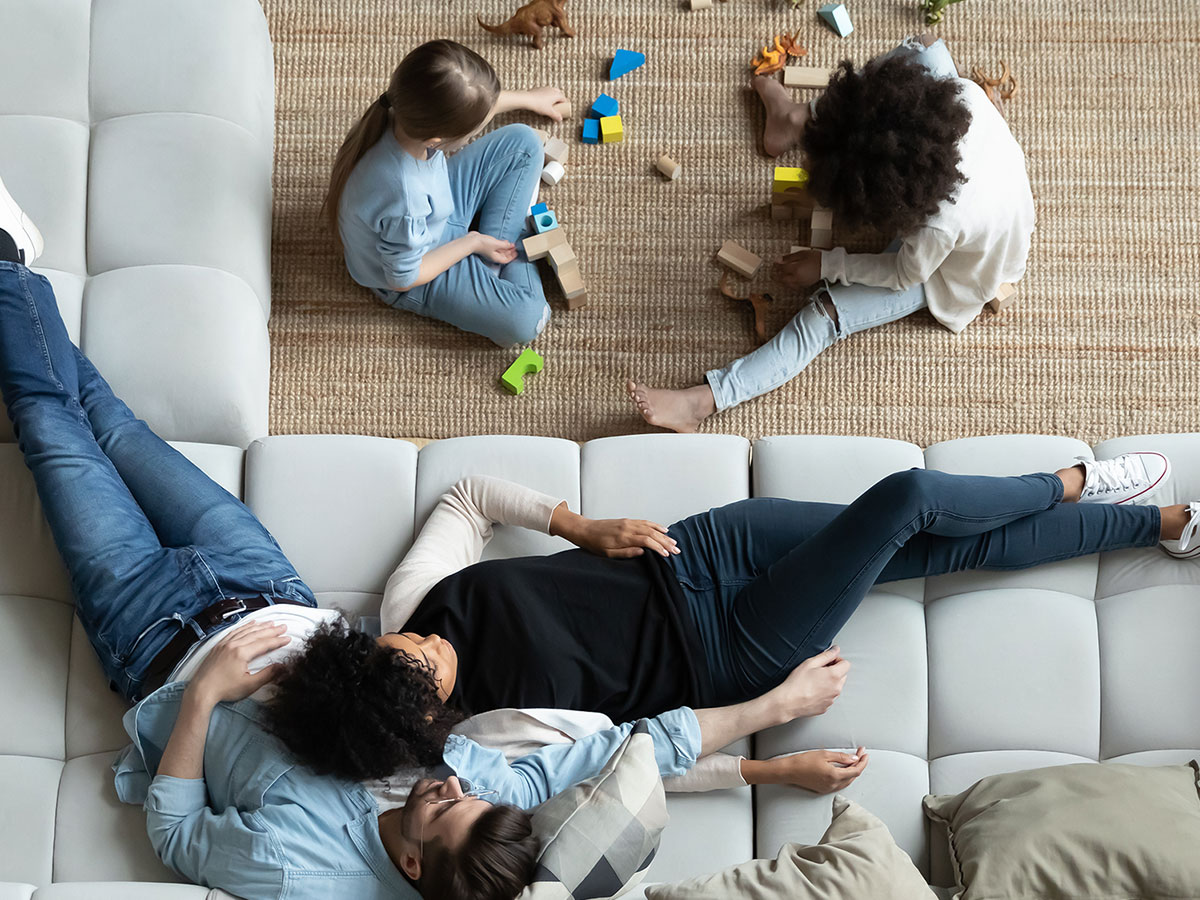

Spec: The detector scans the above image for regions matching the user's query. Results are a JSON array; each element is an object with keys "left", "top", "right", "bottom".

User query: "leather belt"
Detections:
[{"left": 139, "top": 595, "right": 302, "bottom": 697}]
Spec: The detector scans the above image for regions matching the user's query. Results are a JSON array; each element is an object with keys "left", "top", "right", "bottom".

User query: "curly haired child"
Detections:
[
  {"left": 324, "top": 40, "right": 570, "bottom": 347},
  {"left": 629, "top": 35, "right": 1035, "bottom": 431}
]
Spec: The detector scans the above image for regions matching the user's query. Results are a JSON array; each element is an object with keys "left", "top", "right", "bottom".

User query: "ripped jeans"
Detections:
[{"left": 0, "top": 262, "right": 315, "bottom": 701}]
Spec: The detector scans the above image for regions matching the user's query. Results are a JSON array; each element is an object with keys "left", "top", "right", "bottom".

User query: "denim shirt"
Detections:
[
  {"left": 442, "top": 706, "right": 703, "bottom": 808},
  {"left": 113, "top": 683, "right": 418, "bottom": 900}
]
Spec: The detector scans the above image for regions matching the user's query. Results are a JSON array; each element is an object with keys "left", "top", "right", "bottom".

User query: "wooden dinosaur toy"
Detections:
[
  {"left": 719, "top": 271, "right": 774, "bottom": 344},
  {"left": 970, "top": 60, "right": 1018, "bottom": 105},
  {"left": 478, "top": 0, "right": 576, "bottom": 50},
  {"left": 750, "top": 29, "right": 806, "bottom": 76}
]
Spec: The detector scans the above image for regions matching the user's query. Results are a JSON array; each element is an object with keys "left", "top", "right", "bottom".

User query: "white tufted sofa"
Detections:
[{"left": 3, "top": 3, "right": 1199, "bottom": 900}]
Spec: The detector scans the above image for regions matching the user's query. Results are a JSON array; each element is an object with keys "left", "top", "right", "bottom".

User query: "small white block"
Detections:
[{"left": 541, "top": 160, "right": 566, "bottom": 186}]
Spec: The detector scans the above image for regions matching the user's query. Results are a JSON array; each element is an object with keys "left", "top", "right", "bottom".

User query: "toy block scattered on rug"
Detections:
[
  {"left": 556, "top": 261, "right": 588, "bottom": 309},
  {"left": 544, "top": 136, "right": 570, "bottom": 165},
  {"left": 656, "top": 154, "right": 682, "bottom": 180},
  {"left": 817, "top": 2, "right": 853, "bottom": 37},
  {"left": 689, "top": 0, "right": 713, "bottom": 10},
  {"left": 600, "top": 115, "right": 624, "bottom": 143},
  {"left": 532, "top": 210, "right": 560, "bottom": 233},
  {"left": 589, "top": 93, "right": 619, "bottom": 118},
  {"left": 499, "top": 347, "right": 544, "bottom": 395},
  {"left": 783, "top": 66, "right": 832, "bottom": 89},
  {"left": 717, "top": 240, "right": 762, "bottom": 278},
  {"left": 986, "top": 282, "right": 1017, "bottom": 313},
  {"left": 809, "top": 206, "right": 834, "bottom": 249},
  {"left": 773, "top": 166, "right": 808, "bottom": 193},
  {"left": 541, "top": 160, "right": 566, "bottom": 185},
  {"left": 531, "top": 201, "right": 549, "bottom": 216},
  {"left": 523, "top": 228, "right": 568, "bottom": 260},
  {"left": 581, "top": 118, "right": 600, "bottom": 144},
  {"left": 531, "top": 127, "right": 551, "bottom": 145},
  {"left": 609, "top": 48, "right": 646, "bottom": 79}
]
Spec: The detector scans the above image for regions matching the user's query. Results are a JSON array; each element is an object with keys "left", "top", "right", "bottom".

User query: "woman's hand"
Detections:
[
  {"left": 773, "top": 248, "right": 823, "bottom": 291},
  {"left": 770, "top": 748, "right": 869, "bottom": 793},
  {"left": 550, "top": 504, "right": 679, "bottom": 558},
  {"left": 187, "top": 621, "right": 290, "bottom": 707},
  {"left": 519, "top": 86, "right": 572, "bottom": 121},
  {"left": 772, "top": 645, "right": 851, "bottom": 719},
  {"left": 471, "top": 232, "right": 518, "bottom": 265}
]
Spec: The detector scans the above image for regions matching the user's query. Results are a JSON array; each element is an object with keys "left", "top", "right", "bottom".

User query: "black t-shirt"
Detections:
[{"left": 403, "top": 548, "right": 712, "bottom": 721}]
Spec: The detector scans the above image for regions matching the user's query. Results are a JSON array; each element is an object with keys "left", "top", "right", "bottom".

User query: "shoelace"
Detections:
[
  {"left": 1177, "top": 502, "right": 1200, "bottom": 552},
  {"left": 1084, "top": 457, "right": 1141, "bottom": 496}
]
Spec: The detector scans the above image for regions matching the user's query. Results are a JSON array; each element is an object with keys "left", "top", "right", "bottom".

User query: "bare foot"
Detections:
[
  {"left": 627, "top": 380, "right": 717, "bottom": 434},
  {"left": 752, "top": 75, "right": 811, "bottom": 158}
]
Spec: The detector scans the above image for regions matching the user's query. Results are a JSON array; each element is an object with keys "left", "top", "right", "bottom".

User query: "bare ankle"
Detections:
[{"left": 1054, "top": 464, "right": 1085, "bottom": 503}]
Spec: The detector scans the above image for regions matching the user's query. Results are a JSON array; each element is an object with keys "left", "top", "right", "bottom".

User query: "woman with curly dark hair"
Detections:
[{"left": 628, "top": 34, "right": 1035, "bottom": 433}]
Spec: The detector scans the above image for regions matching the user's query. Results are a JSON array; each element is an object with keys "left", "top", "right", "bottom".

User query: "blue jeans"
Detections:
[
  {"left": 383, "top": 124, "right": 550, "bottom": 347},
  {"left": 0, "top": 262, "right": 315, "bottom": 701},
  {"left": 706, "top": 36, "right": 957, "bottom": 411},
  {"left": 666, "top": 468, "right": 1161, "bottom": 704}
]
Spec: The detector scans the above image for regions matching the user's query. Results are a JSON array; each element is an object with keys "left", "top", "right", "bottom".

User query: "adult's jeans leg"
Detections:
[{"left": 0, "top": 263, "right": 193, "bottom": 690}]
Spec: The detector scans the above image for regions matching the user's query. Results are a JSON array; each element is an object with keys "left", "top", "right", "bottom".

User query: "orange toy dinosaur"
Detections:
[
  {"left": 751, "top": 29, "right": 806, "bottom": 76},
  {"left": 478, "top": 0, "right": 576, "bottom": 50},
  {"left": 720, "top": 271, "right": 774, "bottom": 344}
]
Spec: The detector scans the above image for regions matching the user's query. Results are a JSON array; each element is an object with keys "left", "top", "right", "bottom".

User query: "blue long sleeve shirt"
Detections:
[
  {"left": 113, "top": 683, "right": 702, "bottom": 900},
  {"left": 337, "top": 128, "right": 455, "bottom": 293}
]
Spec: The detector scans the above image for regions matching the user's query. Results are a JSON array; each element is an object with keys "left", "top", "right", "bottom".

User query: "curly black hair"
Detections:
[
  {"left": 802, "top": 55, "right": 973, "bottom": 237},
  {"left": 264, "top": 621, "right": 465, "bottom": 781}
]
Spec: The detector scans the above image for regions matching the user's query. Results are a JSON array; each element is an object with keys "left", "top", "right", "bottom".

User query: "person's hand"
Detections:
[
  {"left": 577, "top": 517, "right": 679, "bottom": 558},
  {"left": 775, "top": 748, "right": 869, "bottom": 793},
  {"left": 522, "top": 86, "right": 572, "bottom": 121},
  {"left": 773, "top": 248, "right": 823, "bottom": 291},
  {"left": 775, "top": 646, "right": 851, "bottom": 718},
  {"left": 187, "top": 621, "right": 290, "bottom": 706},
  {"left": 472, "top": 232, "right": 518, "bottom": 265}
]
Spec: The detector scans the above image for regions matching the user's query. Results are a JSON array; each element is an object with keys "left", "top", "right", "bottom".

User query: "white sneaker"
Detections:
[
  {"left": 1161, "top": 501, "right": 1200, "bottom": 559},
  {"left": 0, "top": 174, "right": 43, "bottom": 266},
  {"left": 1075, "top": 452, "right": 1170, "bottom": 505}
]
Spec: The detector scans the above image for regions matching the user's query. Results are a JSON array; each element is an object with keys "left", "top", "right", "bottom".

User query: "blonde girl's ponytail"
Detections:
[{"left": 322, "top": 40, "right": 501, "bottom": 245}]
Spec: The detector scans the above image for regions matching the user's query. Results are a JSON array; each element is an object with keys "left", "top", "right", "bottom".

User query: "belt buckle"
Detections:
[{"left": 220, "top": 597, "right": 248, "bottom": 619}]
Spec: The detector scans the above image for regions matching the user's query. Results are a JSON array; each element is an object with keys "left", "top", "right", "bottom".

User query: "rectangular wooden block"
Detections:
[
  {"left": 548, "top": 241, "right": 577, "bottom": 273},
  {"left": 790, "top": 245, "right": 808, "bottom": 254},
  {"left": 544, "top": 136, "right": 570, "bottom": 165},
  {"left": 810, "top": 228, "right": 833, "bottom": 250},
  {"left": 772, "top": 166, "right": 808, "bottom": 193},
  {"left": 771, "top": 203, "right": 800, "bottom": 221},
  {"left": 556, "top": 261, "right": 587, "bottom": 301},
  {"left": 986, "top": 282, "right": 1017, "bottom": 312},
  {"left": 772, "top": 187, "right": 814, "bottom": 210},
  {"left": 783, "top": 66, "right": 833, "bottom": 89},
  {"left": 522, "top": 228, "right": 568, "bottom": 260},
  {"left": 600, "top": 115, "right": 624, "bottom": 143},
  {"left": 717, "top": 240, "right": 762, "bottom": 278},
  {"left": 689, "top": 0, "right": 712, "bottom": 8},
  {"left": 811, "top": 207, "right": 834, "bottom": 231}
]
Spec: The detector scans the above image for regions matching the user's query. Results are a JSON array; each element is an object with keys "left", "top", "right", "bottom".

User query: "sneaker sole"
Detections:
[
  {"left": 0, "top": 180, "right": 43, "bottom": 264},
  {"left": 1114, "top": 452, "right": 1170, "bottom": 506},
  {"left": 1160, "top": 542, "right": 1200, "bottom": 560}
]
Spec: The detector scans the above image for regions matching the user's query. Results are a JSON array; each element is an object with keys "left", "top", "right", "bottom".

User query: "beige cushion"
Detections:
[
  {"left": 922, "top": 761, "right": 1200, "bottom": 900},
  {"left": 644, "top": 796, "right": 934, "bottom": 900}
]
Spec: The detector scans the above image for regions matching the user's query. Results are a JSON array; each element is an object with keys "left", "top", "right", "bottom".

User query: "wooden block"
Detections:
[
  {"left": 544, "top": 137, "right": 570, "bottom": 165},
  {"left": 522, "top": 228, "right": 567, "bottom": 260},
  {"left": 566, "top": 291, "right": 588, "bottom": 310},
  {"left": 810, "top": 228, "right": 833, "bottom": 250},
  {"left": 581, "top": 118, "right": 600, "bottom": 144},
  {"left": 532, "top": 210, "right": 559, "bottom": 233},
  {"left": 531, "top": 127, "right": 550, "bottom": 146},
  {"left": 771, "top": 203, "right": 798, "bottom": 221},
  {"left": 716, "top": 240, "right": 762, "bottom": 278},
  {"left": 986, "top": 282, "right": 1017, "bottom": 313},
  {"left": 541, "top": 160, "right": 565, "bottom": 186},
  {"left": 783, "top": 67, "right": 832, "bottom": 89},
  {"left": 689, "top": 0, "right": 712, "bottom": 9},
  {"left": 556, "top": 261, "right": 587, "bottom": 301},
  {"left": 810, "top": 207, "right": 834, "bottom": 231},
  {"left": 548, "top": 242, "right": 577, "bottom": 273},
  {"left": 772, "top": 187, "right": 814, "bottom": 210},
  {"left": 817, "top": 2, "right": 854, "bottom": 37},
  {"left": 656, "top": 154, "right": 682, "bottom": 180},
  {"left": 790, "top": 245, "right": 808, "bottom": 254},
  {"left": 499, "top": 348, "right": 544, "bottom": 395},
  {"left": 600, "top": 115, "right": 624, "bottom": 143},
  {"left": 590, "top": 93, "right": 619, "bottom": 119}
]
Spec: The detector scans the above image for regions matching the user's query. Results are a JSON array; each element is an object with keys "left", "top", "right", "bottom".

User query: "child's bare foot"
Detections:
[
  {"left": 752, "top": 74, "right": 811, "bottom": 158},
  {"left": 627, "top": 380, "right": 717, "bottom": 434}
]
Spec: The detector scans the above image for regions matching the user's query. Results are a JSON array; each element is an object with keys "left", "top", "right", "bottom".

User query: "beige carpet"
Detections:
[{"left": 262, "top": 0, "right": 1200, "bottom": 445}]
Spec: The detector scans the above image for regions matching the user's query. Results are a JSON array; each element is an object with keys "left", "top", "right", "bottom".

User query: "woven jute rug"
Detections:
[{"left": 262, "top": 0, "right": 1200, "bottom": 445}]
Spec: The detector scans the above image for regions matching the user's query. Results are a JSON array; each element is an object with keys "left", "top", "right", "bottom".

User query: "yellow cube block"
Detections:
[
  {"left": 773, "top": 166, "right": 809, "bottom": 193},
  {"left": 600, "top": 115, "right": 624, "bottom": 144}
]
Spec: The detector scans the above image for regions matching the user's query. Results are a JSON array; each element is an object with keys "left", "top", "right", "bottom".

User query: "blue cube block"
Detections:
[
  {"left": 609, "top": 49, "right": 646, "bottom": 80},
  {"left": 589, "top": 93, "right": 619, "bottom": 119},
  {"left": 581, "top": 118, "right": 600, "bottom": 144},
  {"left": 817, "top": 2, "right": 854, "bottom": 37},
  {"left": 530, "top": 202, "right": 549, "bottom": 216},
  {"left": 533, "top": 210, "right": 559, "bottom": 234}
]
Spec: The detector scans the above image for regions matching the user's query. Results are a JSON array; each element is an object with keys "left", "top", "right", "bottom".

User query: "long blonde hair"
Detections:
[{"left": 321, "top": 40, "right": 501, "bottom": 242}]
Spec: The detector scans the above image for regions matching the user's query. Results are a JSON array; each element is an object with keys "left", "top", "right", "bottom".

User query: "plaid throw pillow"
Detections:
[{"left": 521, "top": 721, "right": 668, "bottom": 900}]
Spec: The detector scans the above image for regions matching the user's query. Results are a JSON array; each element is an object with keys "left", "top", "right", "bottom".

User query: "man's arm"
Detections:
[
  {"left": 820, "top": 226, "right": 956, "bottom": 292},
  {"left": 380, "top": 476, "right": 565, "bottom": 632}
]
